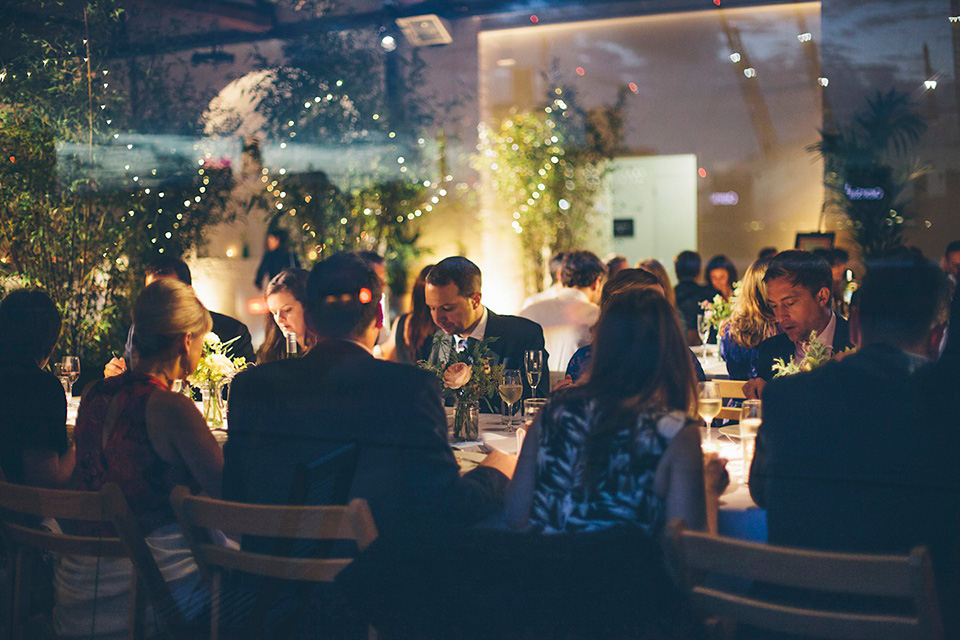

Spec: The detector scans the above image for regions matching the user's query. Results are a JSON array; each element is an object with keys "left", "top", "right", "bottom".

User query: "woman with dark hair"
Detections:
[
  {"left": 637, "top": 258, "right": 676, "bottom": 310},
  {"left": 257, "top": 268, "right": 316, "bottom": 363},
  {"left": 55, "top": 279, "right": 222, "bottom": 638},
  {"left": 705, "top": 254, "right": 738, "bottom": 300},
  {"left": 505, "top": 289, "right": 714, "bottom": 534},
  {"left": 384, "top": 264, "right": 437, "bottom": 364},
  {"left": 0, "top": 289, "right": 74, "bottom": 486}
]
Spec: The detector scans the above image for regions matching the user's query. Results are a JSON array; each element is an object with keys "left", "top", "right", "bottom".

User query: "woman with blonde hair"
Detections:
[
  {"left": 637, "top": 258, "right": 676, "bottom": 310},
  {"left": 718, "top": 258, "right": 779, "bottom": 380},
  {"left": 55, "top": 278, "right": 222, "bottom": 638}
]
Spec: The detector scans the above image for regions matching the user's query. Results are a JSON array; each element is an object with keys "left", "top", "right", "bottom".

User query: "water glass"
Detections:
[
  {"left": 522, "top": 398, "right": 548, "bottom": 429},
  {"left": 524, "top": 350, "right": 544, "bottom": 397},
  {"left": 739, "top": 399, "right": 761, "bottom": 482}
]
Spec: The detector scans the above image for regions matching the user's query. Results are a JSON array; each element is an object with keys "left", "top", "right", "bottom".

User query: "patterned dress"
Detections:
[{"left": 529, "top": 396, "right": 694, "bottom": 535}]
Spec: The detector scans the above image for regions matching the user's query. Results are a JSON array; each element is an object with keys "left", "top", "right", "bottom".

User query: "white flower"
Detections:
[
  {"left": 207, "top": 353, "right": 235, "bottom": 377},
  {"left": 203, "top": 332, "right": 221, "bottom": 347}
]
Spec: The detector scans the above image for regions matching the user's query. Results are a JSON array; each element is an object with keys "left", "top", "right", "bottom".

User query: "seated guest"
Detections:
[
  {"left": 520, "top": 251, "right": 565, "bottom": 309},
  {"left": 563, "top": 268, "right": 706, "bottom": 385},
  {"left": 605, "top": 254, "right": 629, "bottom": 280},
  {"left": 718, "top": 258, "right": 779, "bottom": 380},
  {"left": 104, "top": 256, "right": 255, "bottom": 376},
  {"left": 519, "top": 250, "right": 605, "bottom": 374},
  {"left": 383, "top": 264, "right": 437, "bottom": 364},
  {"left": 673, "top": 250, "right": 718, "bottom": 345},
  {"left": 421, "top": 256, "right": 550, "bottom": 403},
  {"left": 225, "top": 252, "right": 515, "bottom": 537},
  {"left": 943, "top": 240, "right": 960, "bottom": 279},
  {"left": 744, "top": 250, "right": 853, "bottom": 398},
  {"left": 0, "top": 289, "right": 74, "bottom": 486},
  {"left": 56, "top": 279, "right": 222, "bottom": 638},
  {"left": 749, "top": 258, "right": 958, "bottom": 635},
  {"left": 505, "top": 289, "right": 719, "bottom": 534},
  {"left": 705, "top": 254, "right": 737, "bottom": 300},
  {"left": 256, "top": 268, "right": 316, "bottom": 362},
  {"left": 637, "top": 258, "right": 676, "bottom": 310}
]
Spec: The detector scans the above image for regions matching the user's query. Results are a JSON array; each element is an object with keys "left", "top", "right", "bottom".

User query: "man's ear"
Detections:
[
  {"left": 816, "top": 286, "right": 831, "bottom": 308},
  {"left": 375, "top": 303, "right": 384, "bottom": 330},
  {"left": 470, "top": 291, "right": 483, "bottom": 309}
]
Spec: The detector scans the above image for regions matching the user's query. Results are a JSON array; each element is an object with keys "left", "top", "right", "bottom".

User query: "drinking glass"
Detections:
[
  {"left": 524, "top": 350, "right": 544, "bottom": 398},
  {"left": 52, "top": 363, "right": 69, "bottom": 395},
  {"left": 60, "top": 356, "right": 80, "bottom": 397},
  {"left": 522, "top": 398, "right": 548, "bottom": 429},
  {"left": 698, "top": 381, "right": 721, "bottom": 450},
  {"left": 739, "top": 400, "right": 762, "bottom": 482},
  {"left": 498, "top": 369, "right": 523, "bottom": 431},
  {"left": 696, "top": 314, "right": 712, "bottom": 361}
]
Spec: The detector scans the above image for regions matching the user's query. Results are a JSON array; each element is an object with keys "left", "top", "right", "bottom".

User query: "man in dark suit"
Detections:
[
  {"left": 749, "top": 257, "right": 959, "bottom": 634},
  {"left": 673, "top": 250, "right": 718, "bottom": 345},
  {"left": 420, "top": 257, "right": 550, "bottom": 409},
  {"left": 744, "top": 250, "right": 853, "bottom": 398},
  {"left": 224, "top": 252, "right": 514, "bottom": 537}
]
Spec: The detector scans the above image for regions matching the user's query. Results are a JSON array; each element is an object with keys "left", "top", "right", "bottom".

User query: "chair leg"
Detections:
[{"left": 128, "top": 570, "right": 146, "bottom": 640}]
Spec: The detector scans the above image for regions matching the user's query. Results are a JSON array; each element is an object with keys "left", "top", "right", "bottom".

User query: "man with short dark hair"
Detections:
[
  {"left": 422, "top": 256, "right": 550, "bottom": 405},
  {"left": 224, "top": 252, "right": 514, "bottom": 537},
  {"left": 520, "top": 251, "right": 566, "bottom": 309},
  {"left": 943, "top": 240, "right": 960, "bottom": 279},
  {"left": 750, "top": 257, "right": 959, "bottom": 635},
  {"left": 743, "top": 250, "right": 853, "bottom": 398},
  {"left": 673, "top": 250, "right": 717, "bottom": 344},
  {"left": 519, "top": 250, "right": 605, "bottom": 374},
  {"left": 103, "top": 257, "right": 254, "bottom": 376}
]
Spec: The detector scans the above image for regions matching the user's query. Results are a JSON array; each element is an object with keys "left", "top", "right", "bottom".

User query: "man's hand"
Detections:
[
  {"left": 742, "top": 377, "right": 766, "bottom": 400},
  {"left": 103, "top": 357, "right": 126, "bottom": 378},
  {"left": 479, "top": 450, "right": 518, "bottom": 479},
  {"left": 552, "top": 374, "right": 576, "bottom": 392}
]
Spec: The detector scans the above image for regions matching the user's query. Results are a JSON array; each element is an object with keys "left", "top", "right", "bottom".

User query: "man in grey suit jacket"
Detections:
[
  {"left": 421, "top": 257, "right": 550, "bottom": 410},
  {"left": 224, "top": 252, "right": 515, "bottom": 538}
]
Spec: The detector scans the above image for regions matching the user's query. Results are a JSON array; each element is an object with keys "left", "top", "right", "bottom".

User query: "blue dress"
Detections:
[
  {"left": 565, "top": 345, "right": 706, "bottom": 382},
  {"left": 718, "top": 323, "right": 759, "bottom": 380}
]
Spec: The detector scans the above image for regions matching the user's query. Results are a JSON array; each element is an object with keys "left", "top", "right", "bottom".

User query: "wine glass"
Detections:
[
  {"left": 498, "top": 369, "right": 523, "bottom": 431},
  {"left": 739, "top": 399, "right": 762, "bottom": 482},
  {"left": 698, "top": 381, "right": 721, "bottom": 450},
  {"left": 696, "top": 314, "right": 711, "bottom": 361},
  {"left": 60, "top": 356, "right": 81, "bottom": 398},
  {"left": 524, "top": 350, "right": 544, "bottom": 398}
]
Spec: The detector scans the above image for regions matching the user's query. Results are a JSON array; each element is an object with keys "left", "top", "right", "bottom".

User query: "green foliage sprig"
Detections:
[{"left": 419, "top": 336, "right": 504, "bottom": 413}]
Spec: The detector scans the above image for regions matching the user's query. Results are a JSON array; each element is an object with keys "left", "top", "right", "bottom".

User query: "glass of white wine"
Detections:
[
  {"left": 524, "top": 350, "right": 544, "bottom": 398},
  {"left": 499, "top": 369, "right": 523, "bottom": 431},
  {"left": 698, "top": 381, "right": 721, "bottom": 450},
  {"left": 739, "top": 399, "right": 762, "bottom": 482},
  {"left": 60, "top": 356, "right": 81, "bottom": 398}
]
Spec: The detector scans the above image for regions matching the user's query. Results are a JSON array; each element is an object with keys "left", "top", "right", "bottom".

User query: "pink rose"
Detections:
[{"left": 442, "top": 362, "right": 472, "bottom": 389}]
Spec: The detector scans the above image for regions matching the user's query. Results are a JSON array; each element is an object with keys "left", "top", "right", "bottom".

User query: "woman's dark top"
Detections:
[
  {"left": 565, "top": 345, "right": 707, "bottom": 383},
  {"left": 74, "top": 371, "right": 177, "bottom": 536},
  {"left": 254, "top": 248, "right": 301, "bottom": 289},
  {"left": 0, "top": 362, "right": 68, "bottom": 483}
]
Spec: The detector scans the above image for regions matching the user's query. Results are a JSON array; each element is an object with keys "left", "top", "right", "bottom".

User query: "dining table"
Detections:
[{"left": 691, "top": 344, "right": 729, "bottom": 379}]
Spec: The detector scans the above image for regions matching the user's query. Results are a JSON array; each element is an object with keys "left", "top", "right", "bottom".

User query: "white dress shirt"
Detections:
[{"left": 518, "top": 288, "right": 598, "bottom": 373}]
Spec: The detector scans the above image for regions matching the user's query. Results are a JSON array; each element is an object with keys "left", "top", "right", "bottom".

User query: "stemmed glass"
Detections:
[
  {"left": 60, "top": 356, "right": 81, "bottom": 398},
  {"left": 698, "top": 381, "right": 721, "bottom": 450},
  {"left": 739, "top": 400, "right": 762, "bottom": 482},
  {"left": 696, "top": 314, "right": 712, "bottom": 361},
  {"left": 524, "top": 350, "right": 544, "bottom": 398},
  {"left": 498, "top": 369, "right": 523, "bottom": 431}
]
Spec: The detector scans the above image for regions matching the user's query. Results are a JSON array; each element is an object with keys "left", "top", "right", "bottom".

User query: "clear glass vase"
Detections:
[
  {"left": 200, "top": 381, "right": 224, "bottom": 429},
  {"left": 453, "top": 398, "right": 479, "bottom": 442}
]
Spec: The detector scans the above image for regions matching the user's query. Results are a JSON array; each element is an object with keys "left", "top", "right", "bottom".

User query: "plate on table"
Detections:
[{"left": 718, "top": 425, "right": 741, "bottom": 440}]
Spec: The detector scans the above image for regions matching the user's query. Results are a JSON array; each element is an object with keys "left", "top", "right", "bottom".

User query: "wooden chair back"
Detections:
[
  {"left": 288, "top": 442, "right": 359, "bottom": 507},
  {"left": 714, "top": 379, "right": 746, "bottom": 421},
  {"left": 667, "top": 520, "right": 943, "bottom": 640},
  {"left": 0, "top": 481, "right": 183, "bottom": 640},
  {"left": 170, "top": 487, "right": 377, "bottom": 640}
]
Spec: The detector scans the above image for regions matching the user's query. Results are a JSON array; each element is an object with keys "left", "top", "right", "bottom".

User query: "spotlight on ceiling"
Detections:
[{"left": 395, "top": 14, "right": 452, "bottom": 47}]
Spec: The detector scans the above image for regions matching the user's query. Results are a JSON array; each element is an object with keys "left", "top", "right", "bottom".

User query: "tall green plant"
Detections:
[{"left": 809, "top": 90, "right": 928, "bottom": 258}]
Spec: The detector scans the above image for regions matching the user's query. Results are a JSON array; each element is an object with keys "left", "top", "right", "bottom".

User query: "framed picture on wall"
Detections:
[{"left": 794, "top": 232, "right": 835, "bottom": 252}]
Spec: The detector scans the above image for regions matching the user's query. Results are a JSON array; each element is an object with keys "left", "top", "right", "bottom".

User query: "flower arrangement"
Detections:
[
  {"left": 772, "top": 330, "right": 834, "bottom": 378},
  {"left": 187, "top": 333, "right": 250, "bottom": 428},
  {"left": 699, "top": 280, "right": 740, "bottom": 330},
  {"left": 420, "top": 336, "right": 504, "bottom": 440}
]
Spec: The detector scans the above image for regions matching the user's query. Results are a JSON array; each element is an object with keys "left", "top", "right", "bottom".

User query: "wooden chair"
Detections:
[
  {"left": 667, "top": 520, "right": 943, "bottom": 640},
  {"left": 287, "top": 443, "right": 359, "bottom": 507},
  {"left": 170, "top": 487, "right": 378, "bottom": 640},
  {"left": 714, "top": 379, "right": 746, "bottom": 421},
  {"left": 0, "top": 481, "right": 184, "bottom": 640}
]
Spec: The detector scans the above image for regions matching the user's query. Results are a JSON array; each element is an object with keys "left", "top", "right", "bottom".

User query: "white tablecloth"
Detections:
[{"left": 691, "top": 345, "right": 729, "bottom": 379}]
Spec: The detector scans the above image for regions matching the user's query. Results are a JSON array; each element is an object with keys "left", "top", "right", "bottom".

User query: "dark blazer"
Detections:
[
  {"left": 755, "top": 315, "right": 852, "bottom": 381},
  {"left": 749, "top": 342, "right": 960, "bottom": 635},
  {"left": 421, "top": 309, "right": 551, "bottom": 409},
  {"left": 223, "top": 339, "right": 509, "bottom": 537}
]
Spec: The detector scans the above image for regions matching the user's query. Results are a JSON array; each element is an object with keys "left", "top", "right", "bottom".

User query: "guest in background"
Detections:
[
  {"left": 673, "top": 250, "right": 718, "bottom": 345},
  {"left": 943, "top": 240, "right": 960, "bottom": 280},
  {"left": 355, "top": 250, "right": 392, "bottom": 355},
  {"left": 718, "top": 258, "right": 778, "bottom": 380},
  {"left": 519, "top": 250, "right": 606, "bottom": 375},
  {"left": 758, "top": 247, "right": 778, "bottom": 260},
  {"left": 826, "top": 247, "right": 852, "bottom": 317},
  {"left": 563, "top": 269, "right": 706, "bottom": 386},
  {"left": 254, "top": 228, "right": 300, "bottom": 291},
  {"left": 520, "top": 251, "right": 566, "bottom": 310},
  {"left": 637, "top": 258, "right": 676, "bottom": 311},
  {"left": 422, "top": 257, "right": 550, "bottom": 404},
  {"left": 104, "top": 257, "right": 254, "bottom": 376},
  {"left": 744, "top": 250, "right": 853, "bottom": 399},
  {"left": 384, "top": 264, "right": 437, "bottom": 364},
  {"left": 226, "top": 252, "right": 514, "bottom": 537},
  {"left": 605, "top": 254, "right": 629, "bottom": 281},
  {"left": 505, "top": 289, "right": 722, "bottom": 534},
  {"left": 0, "top": 289, "right": 74, "bottom": 487},
  {"left": 749, "top": 257, "right": 958, "bottom": 636},
  {"left": 256, "top": 268, "right": 316, "bottom": 363},
  {"left": 705, "top": 254, "right": 737, "bottom": 300},
  {"left": 56, "top": 279, "right": 221, "bottom": 638}
]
